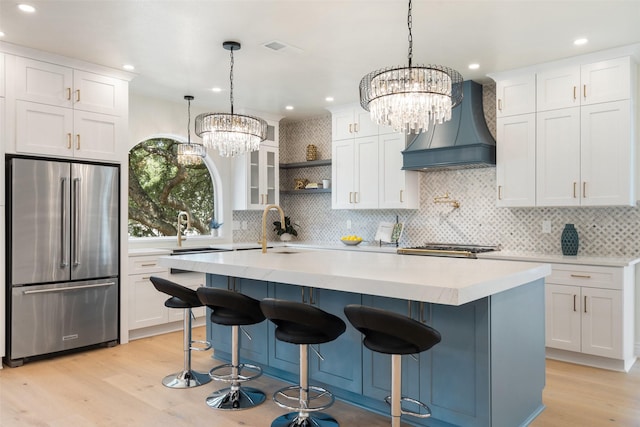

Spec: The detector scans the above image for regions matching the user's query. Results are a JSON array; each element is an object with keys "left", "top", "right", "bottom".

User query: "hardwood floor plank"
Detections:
[{"left": 1, "top": 328, "right": 639, "bottom": 426}]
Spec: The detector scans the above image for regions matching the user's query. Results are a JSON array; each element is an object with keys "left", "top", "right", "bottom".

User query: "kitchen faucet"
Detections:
[
  {"left": 261, "top": 204, "right": 285, "bottom": 254},
  {"left": 177, "top": 211, "right": 191, "bottom": 247}
]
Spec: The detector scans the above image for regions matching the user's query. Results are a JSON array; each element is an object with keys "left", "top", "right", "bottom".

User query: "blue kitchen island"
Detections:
[{"left": 161, "top": 247, "right": 551, "bottom": 427}]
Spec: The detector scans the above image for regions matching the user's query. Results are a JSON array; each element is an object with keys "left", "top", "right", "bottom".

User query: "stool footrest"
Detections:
[
  {"left": 273, "top": 384, "right": 335, "bottom": 413},
  {"left": 209, "top": 363, "right": 262, "bottom": 383},
  {"left": 384, "top": 395, "right": 432, "bottom": 419},
  {"left": 190, "top": 339, "right": 212, "bottom": 352}
]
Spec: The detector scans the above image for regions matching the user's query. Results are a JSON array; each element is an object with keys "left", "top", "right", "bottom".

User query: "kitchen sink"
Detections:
[{"left": 170, "top": 247, "right": 230, "bottom": 273}]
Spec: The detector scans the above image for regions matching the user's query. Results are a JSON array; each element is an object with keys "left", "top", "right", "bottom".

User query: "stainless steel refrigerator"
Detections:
[{"left": 5, "top": 156, "right": 119, "bottom": 367}]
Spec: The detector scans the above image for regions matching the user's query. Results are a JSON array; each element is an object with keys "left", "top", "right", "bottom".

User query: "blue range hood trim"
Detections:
[{"left": 402, "top": 80, "right": 496, "bottom": 170}]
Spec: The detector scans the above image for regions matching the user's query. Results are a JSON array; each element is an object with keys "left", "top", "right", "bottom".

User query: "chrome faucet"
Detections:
[
  {"left": 261, "top": 204, "right": 285, "bottom": 253},
  {"left": 177, "top": 211, "right": 191, "bottom": 247}
]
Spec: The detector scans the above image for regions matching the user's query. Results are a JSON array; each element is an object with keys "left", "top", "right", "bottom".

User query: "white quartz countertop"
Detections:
[
  {"left": 478, "top": 250, "right": 640, "bottom": 267},
  {"left": 159, "top": 247, "right": 551, "bottom": 306}
]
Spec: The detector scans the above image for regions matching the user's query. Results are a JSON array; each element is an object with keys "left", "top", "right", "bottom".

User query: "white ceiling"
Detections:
[{"left": 1, "top": 0, "right": 639, "bottom": 121}]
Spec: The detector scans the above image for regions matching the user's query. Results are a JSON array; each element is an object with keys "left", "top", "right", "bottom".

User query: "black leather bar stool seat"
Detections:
[
  {"left": 260, "top": 298, "right": 346, "bottom": 427},
  {"left": 150, "top": 276, "right": 212, "bottom": 389},
  {"left": 344, "top": 304, "right": 441, "bottom": 427},
  {"left": 197, "top": 287, "right": 267, "bottom": 410}
]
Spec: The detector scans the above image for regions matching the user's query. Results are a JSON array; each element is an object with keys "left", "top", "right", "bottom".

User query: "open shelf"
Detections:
[
  {"left": 279, "top": 159, "right": 331, "bottom": 169},
  {"left": 281, "top": 188, "right": 331, "bottom": 195}
]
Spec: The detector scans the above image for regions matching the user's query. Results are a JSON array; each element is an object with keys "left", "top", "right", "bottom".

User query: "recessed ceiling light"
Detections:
[
  {"left": 325, "top": 97, "right": 334, "bottom": 102},
  {"left": 0, "top": 31, "right": 5, "bottom": 37},
  {"left": 468, "top": 63, "right": 480, "bottom": 70},
  {"left": 18, "top": 4, "right": 36, "bottom": 13},
  {"left": 285, "top": 106, "right": 294, "bottom": 110},
  {"left": 211, "top": 87, "right": 222, "bottom": 93},
  {"left": 574, "top": 38, "right": 588, "bottom": 46},
  {"left": 122, "top": 64, "right": 135, "bottom": 71}
]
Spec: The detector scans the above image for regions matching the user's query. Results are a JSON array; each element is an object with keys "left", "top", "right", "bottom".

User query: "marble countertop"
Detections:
[
  {"left": 159, "top": 247, "right": 550, "bottom": 306},
  {"left": 477, "top": 250, "right": 640, "bottom": 267}
]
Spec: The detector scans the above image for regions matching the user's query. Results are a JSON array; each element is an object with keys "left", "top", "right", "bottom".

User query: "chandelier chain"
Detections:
[
  {"left": 407, "top": 0, "right": 413, "bottom": 68},
  {"left": 229, "top": 47, "right": 235, "bottom": 114},
  {"left": 187, "top": 97, "right": 191, "bottom": 143}
]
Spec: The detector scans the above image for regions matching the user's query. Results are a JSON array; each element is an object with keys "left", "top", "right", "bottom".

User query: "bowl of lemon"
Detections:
[{"left": 341, "top": 235, "right": 363, "bottom": 246}]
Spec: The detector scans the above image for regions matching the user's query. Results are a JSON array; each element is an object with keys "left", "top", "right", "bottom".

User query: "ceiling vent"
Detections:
[{"left": 262, "top": 40, "right": 303, "bottom": 55}]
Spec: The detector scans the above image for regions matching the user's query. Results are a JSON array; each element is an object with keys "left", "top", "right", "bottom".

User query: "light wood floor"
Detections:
[{"left": 1, "top": 328, "right": 639, "bottom": 426}]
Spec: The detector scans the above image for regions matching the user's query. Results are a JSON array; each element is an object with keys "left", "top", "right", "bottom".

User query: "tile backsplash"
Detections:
[{"left": 234, "top": 84, "right": 640, "bottom": 258}]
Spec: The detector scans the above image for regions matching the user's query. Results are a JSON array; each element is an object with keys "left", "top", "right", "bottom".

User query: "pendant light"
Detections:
[
  {"left": 359, "top": 0, "right": 463, "bottom": 134},
  {"left": 195, "top": 41, "right": 267, "bottom": 157},
  {"left": 177, "top": 95, "right": 206, "bottom": 165}
]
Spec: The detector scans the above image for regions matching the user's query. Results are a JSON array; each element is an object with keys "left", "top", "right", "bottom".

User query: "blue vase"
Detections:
[{"left": 561, "top": 224, "right": 579, "bottom": 256}]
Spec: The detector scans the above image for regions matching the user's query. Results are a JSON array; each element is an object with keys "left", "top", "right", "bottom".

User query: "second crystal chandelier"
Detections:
[
  {"left": 196, "top": 41, "right": 268, "bottom": 157},
  {"left": 359, "top": 0, "right": 464, "bottom": 134}
]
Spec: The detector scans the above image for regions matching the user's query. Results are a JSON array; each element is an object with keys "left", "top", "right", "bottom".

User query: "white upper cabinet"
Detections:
[
  {"left": 378, "top": 133, "right": 419, "bottom": 209},
  {"left": 537, "top": 57, "right": 631, "bottom": 111},
  {"left": 493, "top": 52, "right": 637, "bottom": 207},
  {"left": 332, "top": 106, "right": 379, "bottom": 141},
  {"left": 496, "top": 73, "right": 536, "bottom": 117},
  {"left": 9, "top": 55, "right": 129, "bottom": 162},
  {"left": 0, "top": 53, "right": 5, "bottom": 98},
  {"left": 14, "top": 57, "right": 126, "bottom": 115},
  {"left": 330, "top": 105, "right": 419, "bottom": 210},
  {"left": 496, "top": 113, "right": 536, "bottom": 207}
]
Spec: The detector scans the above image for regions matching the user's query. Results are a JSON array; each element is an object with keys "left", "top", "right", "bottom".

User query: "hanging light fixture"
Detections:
[
  {"left": 359, "top": 0, "right": 463, "bottom": 134},
  {"left": 195, "top": 41, "right": 267, "bottom": 157},
  {"left": 177, "top": 95, "right": 206, "bottom": 165}
]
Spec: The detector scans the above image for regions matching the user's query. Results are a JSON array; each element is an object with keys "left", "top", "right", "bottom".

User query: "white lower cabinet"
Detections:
[
  {"left": 128, "top": 254, "right": 205, "bottom": 334},
  {"left": 544, "top": 263, "right": 635, "bottom": 371}
]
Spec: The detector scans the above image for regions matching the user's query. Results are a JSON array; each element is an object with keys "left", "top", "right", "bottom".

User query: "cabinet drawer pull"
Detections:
[
  {"left": 573, "top": 86, "right": 577, "bottom": 100},
  {"left": 584, "top": 295, "right": 587, "bottom": 313},
  {"left": 573, "top": 294, "right": 577, "bottom": 312},
  {"left": 498, "top": 99, "right": 502, "bottom": 111},
  {"left": 142, "top": 276, "right": 151, "bottom": 280},
  {"left": 141, "top": 263, "right": 156, "bottom": 267},
  {"left": 570, "top": 274, "right": 592, "bottom": 279},
  {"left": 67, "top": 133, "right": 72, "bottom": 149}
]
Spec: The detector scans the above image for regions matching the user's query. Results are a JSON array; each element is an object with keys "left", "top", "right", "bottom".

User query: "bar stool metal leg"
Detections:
[
  {"left": 205, "top": 325, "right": 266, "bottom": 410},
  {"left": 271, "top": 344, "right": 339, "bottom": 427},
  {"left": 162, "top": 308, "right": 212, "bottom": 388},
  {"left": 391, "top": 354, "right": 401, "bottom": 427}
]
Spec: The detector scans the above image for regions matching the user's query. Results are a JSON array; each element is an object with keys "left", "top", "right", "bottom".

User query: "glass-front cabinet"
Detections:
[{"left": 234, "top": 123, "right": 280, "bottom": 210}]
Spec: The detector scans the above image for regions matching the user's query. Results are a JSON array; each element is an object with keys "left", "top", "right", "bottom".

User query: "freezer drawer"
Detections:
[{"left": 10, "top": 279, "right": 118, "bottom": 361}]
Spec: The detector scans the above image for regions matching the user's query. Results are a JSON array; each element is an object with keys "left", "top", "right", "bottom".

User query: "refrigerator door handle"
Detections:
[
  {"left": 22, "top": 282, "right": 117, "bottom": 295},
  {"left": 60, "top": 178, "right": 68, "bottom": 268},
  {"left": 73, "top": 177, "right": 81, "bottom": 267}
]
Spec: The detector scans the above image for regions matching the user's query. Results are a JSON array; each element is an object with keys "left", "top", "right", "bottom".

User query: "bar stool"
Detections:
[
  {"left": 260, "top": 298, "right": 346, "bottom": 427},
  {"left": 197, "top": 287, "right": 267, "bottom": 410},
  {"left": 149, "top": 276, "right": 212, "bottom": 388},
  {"left": 344, "top": 305, "right": 441, "bottom": 427}
]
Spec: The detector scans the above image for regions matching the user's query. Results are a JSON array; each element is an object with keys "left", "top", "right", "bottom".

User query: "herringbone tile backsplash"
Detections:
[{"left": 234, "top": 84, "right": 640, "bottom": 258}]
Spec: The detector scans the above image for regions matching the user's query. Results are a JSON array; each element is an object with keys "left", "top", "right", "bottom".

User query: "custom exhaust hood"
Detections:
[{"left": 402, "top": 80, "right": 496, "bottom": 170}]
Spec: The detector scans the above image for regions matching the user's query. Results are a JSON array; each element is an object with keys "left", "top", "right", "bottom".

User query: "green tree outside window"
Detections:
[{"left": 128, "top": 138, "right": 214, "bottom": 237}]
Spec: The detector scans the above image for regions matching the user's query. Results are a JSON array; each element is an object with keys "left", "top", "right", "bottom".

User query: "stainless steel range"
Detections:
[{"left": 397, "top": 243, "right": 500, "bottom": 258}]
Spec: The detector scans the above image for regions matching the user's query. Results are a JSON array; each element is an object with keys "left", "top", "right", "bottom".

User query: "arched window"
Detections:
[{"left": 128, "top": 137, "right": 221, "bottom": 238}]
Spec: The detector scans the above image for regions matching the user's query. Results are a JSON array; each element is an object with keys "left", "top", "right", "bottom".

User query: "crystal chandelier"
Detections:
[
  {"left": 177, "top": 95, "right": 206, "bottom": 165},
  {"left": 359, "top": 0, "right": 463, "bottom": 134},
  {"left": 196, "top": 41, "right": 267, "bottom": 157}
]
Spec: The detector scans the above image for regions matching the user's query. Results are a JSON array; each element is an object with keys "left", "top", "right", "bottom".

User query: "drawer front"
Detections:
[
  {"left": 128, "top": 255, "right": 166, "bottom": 275},
  {"left": 547, "top": 264, "right": 622, "bottom": 290}
]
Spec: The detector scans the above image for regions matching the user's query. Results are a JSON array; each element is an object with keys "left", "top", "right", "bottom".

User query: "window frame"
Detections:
[{"left": 127, "top": 133, "right": 223, "bottom": 243}]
